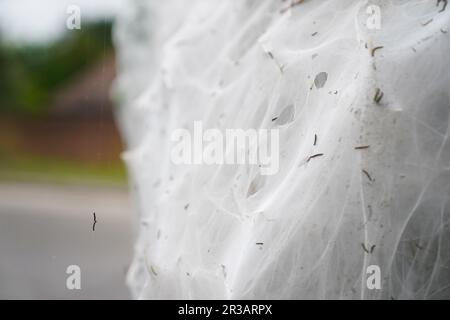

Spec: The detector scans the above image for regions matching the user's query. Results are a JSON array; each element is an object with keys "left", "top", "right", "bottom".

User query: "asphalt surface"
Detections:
[{"left": 0, "top": 182, "right": 134, "bottom": 299}]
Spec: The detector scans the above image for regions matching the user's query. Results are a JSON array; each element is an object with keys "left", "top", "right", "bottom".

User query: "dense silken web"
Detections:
[{"left": 113, "top": 0, "right": 450, "bottom": 299}]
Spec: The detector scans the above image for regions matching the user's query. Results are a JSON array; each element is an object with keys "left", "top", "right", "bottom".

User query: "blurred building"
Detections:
[{"left": 0, "top": 53, "right": 123, "bottom": 164}]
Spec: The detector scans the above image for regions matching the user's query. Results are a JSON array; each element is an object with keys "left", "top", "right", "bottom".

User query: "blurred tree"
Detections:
[{"left": 0, "top": 20, "right": 113, "bottom": 117}]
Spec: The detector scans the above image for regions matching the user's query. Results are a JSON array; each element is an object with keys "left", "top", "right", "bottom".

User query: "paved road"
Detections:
[{"left": 0, "top": 182, "right": 134, "bottom": 299}]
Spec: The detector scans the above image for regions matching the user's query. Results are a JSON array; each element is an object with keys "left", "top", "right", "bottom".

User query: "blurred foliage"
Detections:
[
  {"left": 0, "top": 20, "right": 113, "bottom": 117},
  {"left": 0, "top": 152, "right": 127, "bottom": 186}
]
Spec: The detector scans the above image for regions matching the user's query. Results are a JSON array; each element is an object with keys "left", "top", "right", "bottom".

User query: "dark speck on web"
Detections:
[
  {"left": 92, "top": 212, "right": 97, "bottom": 231},
  {"left": 307, "top": 153, "right": 324, "bottom": 162}
]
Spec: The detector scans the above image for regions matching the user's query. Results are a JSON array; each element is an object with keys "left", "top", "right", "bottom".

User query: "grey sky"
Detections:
[{"left": 0, "top": 0, "right": 124, "bottom": 44}]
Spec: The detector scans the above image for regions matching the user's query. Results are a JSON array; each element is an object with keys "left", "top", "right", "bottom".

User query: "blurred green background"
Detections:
[
  {"left": 0, "top": 1, "right": 132, "bottom": 300},
  {"left": 0, "top": 20, "right": 127, "bottom": 186}
]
